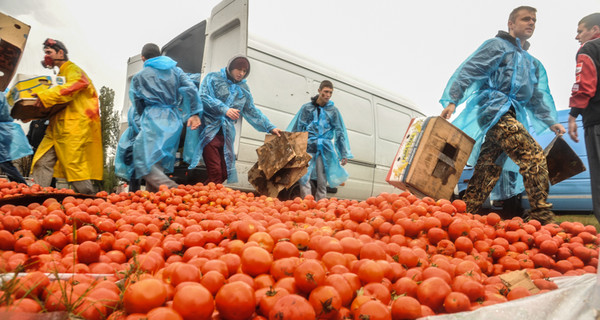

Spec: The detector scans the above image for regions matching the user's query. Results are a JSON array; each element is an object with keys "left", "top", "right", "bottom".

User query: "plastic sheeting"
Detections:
[
  {"left": 0, "top": 94, "right": 32, "bottom": 162},
  {"left": 424, "top": 274, "right": 600, "bottom": 320}
]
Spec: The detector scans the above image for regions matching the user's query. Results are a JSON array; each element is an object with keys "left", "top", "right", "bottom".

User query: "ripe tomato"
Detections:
[
  {"left": 123, "top": 278, "right": 168, "bottom": 314},
  {"left": 172, "top": 283, "right": 214, "bottom": 320},
  {"left": 417, "top": 277, "right": 451, "bottom": 312},
  {"left": 269, "top": 294, "right": 316, "bottom": 320},
  {"left": 215, "top": 281, "right": 255, "bottom": 320},
  {"left": 391, "top": 296, "right": 422, "bottom": 320}
]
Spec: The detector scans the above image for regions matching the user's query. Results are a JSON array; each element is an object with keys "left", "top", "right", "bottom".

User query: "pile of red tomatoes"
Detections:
[{"left": 0, "top": 178, "right": 598, "bottom": 320}]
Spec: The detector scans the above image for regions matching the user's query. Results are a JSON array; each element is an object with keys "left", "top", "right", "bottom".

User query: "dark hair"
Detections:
[
  {"left": 319, "top": 80, "right": 333, "bottom": 90},
  {"left": 43, "top": 38, "right": 69, "bottom": 60},
  {"left": 580, "top": 13, "right": 600, "bottom": 29},
  {"left": 509, "top": 6, "right": 536, "bottom": 22},
  {"left": 141, "top": 43, "right": 161, "bottom": 59}
]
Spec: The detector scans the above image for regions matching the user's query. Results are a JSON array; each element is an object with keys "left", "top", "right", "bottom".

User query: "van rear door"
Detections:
[{"left": 203, "top": 0, "right": 249, "bottom": 156}]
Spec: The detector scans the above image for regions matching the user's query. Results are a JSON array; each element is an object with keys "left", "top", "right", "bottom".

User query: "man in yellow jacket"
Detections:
[{"left": 31, "top": 38, "right": 103, "bottom": 194}]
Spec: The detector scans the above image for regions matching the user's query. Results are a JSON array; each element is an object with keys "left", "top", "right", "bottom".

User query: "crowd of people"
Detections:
[{"left": 1, "top": 7, "right": 599, "bottom": 224}]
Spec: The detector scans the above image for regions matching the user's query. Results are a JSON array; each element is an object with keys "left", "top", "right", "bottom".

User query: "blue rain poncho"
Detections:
[
  {"left": 184, "top": 68, "right": 276, "bottom": 183},
  {"left": 287, "top": 99, "right": 353, "bottom": 188},
  {"left": 0, "top": 94, "right": 33, "bottom": 163},
  {"left": 130, "top": 56, "right": 202, "bottom": 178},
  {"left": 114, "top": 106, "right": 140, "bottom": 180},
  {"left": 440, "top": 31, "right": 559, "bottom": 199}
]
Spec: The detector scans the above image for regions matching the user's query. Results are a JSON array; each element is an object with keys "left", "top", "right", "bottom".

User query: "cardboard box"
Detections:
[
  {"left": 0, "top": 12, "right": 31, "bottom": 91},
  {"left": 386, "top": 116, "right": 475, "bottom": 200},
  {"left": 248, "top": 132, "right": 311, "bottom": 197},
  {"left": 6, "top": 74, "right": 67, "bottom": 121},
  {"left": 499, "top": 270, "right": 540, "bottom": 294},
  {"left": 544, "top": 135, "right": 586, "bottom": 185}
]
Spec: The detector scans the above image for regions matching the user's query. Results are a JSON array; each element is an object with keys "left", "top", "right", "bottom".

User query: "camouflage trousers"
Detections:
[{"left": 463, "top": 111, "right": 555, "bottom": 224}]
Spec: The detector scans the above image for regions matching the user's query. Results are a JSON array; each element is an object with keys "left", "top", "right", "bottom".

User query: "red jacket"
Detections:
[{"left": 569, "top": 34, "right": 600, "bottom": 128}]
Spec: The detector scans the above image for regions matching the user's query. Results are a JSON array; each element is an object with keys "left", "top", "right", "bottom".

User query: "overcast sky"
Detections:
[{"left": 3, "top": 0, "right": 599, "bottom": 125}]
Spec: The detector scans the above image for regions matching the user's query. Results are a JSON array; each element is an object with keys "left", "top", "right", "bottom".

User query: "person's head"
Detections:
[
  {"left": 141, "top": 43, "right": 161, "bottom": 61},
  {"left": 577, "top": 13, "right": 600, "bottom": 45},
  {"left": 316, "top": 80, "right": 334, "bottom": 106},
  {"left": 41, "top": 38, "right": 68, "bottom": 68},
  {"left": 508, "top": 6, "right": 537, "bottom": 41},
  {"left": 227, "top": 55, "right": 250, "bottom": 82}
]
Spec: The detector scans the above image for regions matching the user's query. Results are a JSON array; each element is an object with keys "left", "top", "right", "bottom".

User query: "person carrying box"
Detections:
[
  {"left": 31, "top": 38, "right": 102, "bottom": 194},
  {"left": 439, "top": 6, "right": 565, "bottom": 225}
]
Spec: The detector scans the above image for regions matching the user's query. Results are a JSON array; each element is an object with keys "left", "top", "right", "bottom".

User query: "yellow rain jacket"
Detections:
[{"left": 32, "top": 61, "right": 103, "bottom": 182}]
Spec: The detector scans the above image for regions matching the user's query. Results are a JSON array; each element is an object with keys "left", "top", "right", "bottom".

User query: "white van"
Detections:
[{"left": 121, "top": 0, "right": 424, "bottom": 200}]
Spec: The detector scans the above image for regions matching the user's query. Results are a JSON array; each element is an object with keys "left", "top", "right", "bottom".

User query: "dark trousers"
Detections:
[
  {"left": 585, "top": 124, "right": 600, "bottom": 223},
  {"left": 203, "top": 132, "right": 227, "bottom": 184},
  {"left": 0, "top": 161, "right": 27, "bottom": 184},
  {"left": 464, "top": 111, "right": 555, "bottom": 224}
]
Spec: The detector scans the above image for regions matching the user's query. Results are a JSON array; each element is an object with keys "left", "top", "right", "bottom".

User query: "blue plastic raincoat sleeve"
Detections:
[
  {"left": 525, "top": 60, "right": 558, "bottom": 134},
  {"left": 200, "top": 73, "right": 230, "bottom": 117},
  {"left": 286, "top": 105, "right": 307, "bottom": 132},
  {"left": 440, "top": 39, "right": 506, "bottom": 108},
  {"left": 332, "top": 108, "right": 353, "bottom": 160},
  {"left": 239, "top": 84, "right": 276, "bottom": 133},
  {"left": 0, "top": 95, "right": 33, "bottom": 162},
  {"left": 177, "top": 69, "right": 203, "bottom": 119}
]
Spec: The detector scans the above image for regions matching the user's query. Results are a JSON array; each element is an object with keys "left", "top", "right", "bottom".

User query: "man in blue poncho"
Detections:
[
  {"left": 128, "top": 43, "right": 202, "bottom": 192},
  {"left": 287, "top": 80, "right": 353, "bottom": 201},
  {"left": 184, "top": 55, "right": 281, "bottom": 184},
  {"left": 0, "top": 94, "right": 32, "bottom": 184},
  {"left": 440, "top": 6, "right": 565, "bottom": 224}
]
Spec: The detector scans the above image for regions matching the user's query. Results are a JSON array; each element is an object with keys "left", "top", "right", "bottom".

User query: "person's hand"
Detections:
[
  {"left": 550, "top": 123, "right": 566, "bottom": 136},
  {"left": 31, "top": 94, "right": 44, "bottom": 108},
  {"left": 568, "top": 115, "right": 578, "bottom": 142},
  {"left": 226, "top": 108, "right": 240, "bottom": 120},
  {"left": 187, "top": 115, "right": 201, "bottom": 130},
  {"left": 270, "top": 128, "right": 282, "bottom": 137},
  {"left": 340, "top": 158, "right": 348, "bottom": 166},
  {"left": 441, "top": 103, "right": 456, "bottom": 120}
]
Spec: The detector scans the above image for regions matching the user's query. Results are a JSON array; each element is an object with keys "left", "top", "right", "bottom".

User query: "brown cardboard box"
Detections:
[
  {"left": 499, "top": 270, "right": 540, "bottom": 294},
  {"left": 386, "top": 116, "right": 475, "bottom": 200},
  {"left": 249, "top": 132, "right": 311, "bottom": 197},
  {"left": 544, "top": 135, "right": 586, "bottom": 185},
  {"left": 0, "top": 12, "right": 31, "bottom": 91},
  {"left": 9, "top": 99, "right": 67, "bottom": 121},
  {"left": 7, "top": 74, "right": 67, "bottom": 121}
]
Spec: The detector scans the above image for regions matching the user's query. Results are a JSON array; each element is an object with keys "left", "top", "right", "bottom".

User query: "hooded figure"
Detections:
[
  {"left": 32, "top": 39, "right": 103, "bottom": 194},
  {"left": 129, "top": 44, "right": 202, "bottom": 191},
  {"left": 287, "top": 81, "right": 353, "bottom": 200},
  {"left": 0, "top": 94, "right": 32, "bottom": 184},
  {"left": 184, "top": 55, "right": 280, "bottom": 184}
]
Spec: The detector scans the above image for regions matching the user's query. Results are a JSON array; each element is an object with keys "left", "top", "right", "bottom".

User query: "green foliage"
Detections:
[{"left": 97, "top": 86, "right": 121, "bottom": 192}]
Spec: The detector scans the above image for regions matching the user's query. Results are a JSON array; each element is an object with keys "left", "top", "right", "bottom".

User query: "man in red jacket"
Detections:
[{"left": 568, "top": 13, "right": 600, "bottom": 222}]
